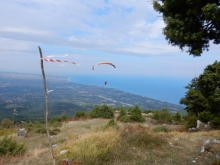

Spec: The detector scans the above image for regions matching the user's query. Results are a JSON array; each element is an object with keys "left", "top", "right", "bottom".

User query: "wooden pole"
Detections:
[{"left": 38, "top": 46, "right": 56, "bottom": 165}]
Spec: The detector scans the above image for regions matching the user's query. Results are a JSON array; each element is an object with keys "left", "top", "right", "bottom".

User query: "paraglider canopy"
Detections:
[{"left": 92, "top": 62, "right": 116, "bottom": 70}]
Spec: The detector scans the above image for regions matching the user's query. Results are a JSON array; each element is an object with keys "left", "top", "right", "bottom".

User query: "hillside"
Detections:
[
  {"left": 1, "top": 117, "right": 220, "bottom": 165},
  {"left": 0, "top": 72, "right": 185, "bottom": 121}
]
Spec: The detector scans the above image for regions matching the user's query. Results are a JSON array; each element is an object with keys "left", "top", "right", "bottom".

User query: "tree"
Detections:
[
  {"left": 153, "top": 0, "right": 220, "bottom": 56},
  {"left": 180, "top": 88, "right": 209, "bottom": 115},
  {"left": 197, "top": 61, "right": 220, "bottom": 114},
  {"left": 180, "top": 61, "right": 220, "bottom": 116}
]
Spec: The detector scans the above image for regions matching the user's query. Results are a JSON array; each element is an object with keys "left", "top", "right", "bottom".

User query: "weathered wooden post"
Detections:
[{"left": 38, "top": 46, "right": 56, "bottom": 165}]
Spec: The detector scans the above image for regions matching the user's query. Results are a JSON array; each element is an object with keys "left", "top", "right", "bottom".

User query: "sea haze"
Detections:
[{"left": 68, "top": 74, "right": 192, "bottom": 105}]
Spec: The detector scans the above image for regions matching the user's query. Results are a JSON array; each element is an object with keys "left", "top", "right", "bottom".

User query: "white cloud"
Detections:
[
  {"left": 0, "top": 0, "right": 164, "bottom": 55},
  {"left": 0, "top": 0, "right": 218, "bottom": 77},
  {"left": 0, "top": 27, "right": 49, "bottom": 35}
]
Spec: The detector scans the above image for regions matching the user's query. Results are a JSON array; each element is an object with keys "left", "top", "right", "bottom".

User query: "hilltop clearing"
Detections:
[{"left": 1, "top": 116, "right": 220, "bottom": 165}]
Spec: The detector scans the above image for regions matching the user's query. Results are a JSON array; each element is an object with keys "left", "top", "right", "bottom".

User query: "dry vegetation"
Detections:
[{"left": 1, "top": 117, "right": 220, "bottom": 165}]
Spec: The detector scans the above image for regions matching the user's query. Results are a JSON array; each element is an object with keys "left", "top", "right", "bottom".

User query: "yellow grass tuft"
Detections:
[{"left": 55, "top": 129, "right": 120, "bottom": 164}]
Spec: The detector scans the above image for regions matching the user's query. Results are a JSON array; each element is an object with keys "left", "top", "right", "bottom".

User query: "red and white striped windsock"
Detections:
[{"left": 43, "top": 58, "right": 80, "bottom": 66}]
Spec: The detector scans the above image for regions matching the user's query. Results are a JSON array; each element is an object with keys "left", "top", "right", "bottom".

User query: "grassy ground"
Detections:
[{"left": 1, "top": 117, "right": 220, "bottom": 165}]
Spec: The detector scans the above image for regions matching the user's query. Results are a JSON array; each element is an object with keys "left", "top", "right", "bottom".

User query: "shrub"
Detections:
[
  {"left": 184, "top": 113, "right": 197, "bottom": 129},
  {"left": 36, "top": 127, "right": 47, "bottom": 134},
  {"left": 119, "top": 115, "right": 130, "bottom": 123},
  {"left": 0, "top": 136, "right": 26, "bottom": 156},
  {"left": 50, "top": 128, "right": 61, "bottom": 135},
  {"left": 74, "top": 111, "right": 88, "bottom": 118},
  {"left": 120, "top": 125, "right": 167, "bottom": 149},
  {"left": 25, "top": 121, "right": 47, "bottom": 134},
  {"left": 172, "top": 111, "right": 182, "bottom": 122},
  {"left": 198, "top": 111, "right": 214, "bottom": 123},
  {"left": 104, "top": 119, "right": 119, "bottom": 130},
  {"left": 90, "top": 105, "right": 114, "bottom": 119},
  {"left": 117, "top": 108, "right": 127, "bottom": 120},
  {"left": 50, "top": 117, "right": 61, "bottom": 123},
  {"left": 90, "top": 106, "right": 101, "bottom": 118},
  {"left": 60, "top": 114, "right": 68, "bottom": 121},
  {"left": 50, "top": 115, "right": 68, "bottom": 124},
  {"left": 153, "top": 126, "right": 171, "bottom": 133},
  {"left": 152, "top": 109, "right": 172, "bottom": 123},
  {"left": 143, "top": 110, "right": 154, "bottom": 114},
  {"left": 50, "top": 121, "right": 62, "bottom": 128},
  {"left": 210, "top": 117, "right": 220, "bottom": 129},
  {"left": 117, "top": 108, "right": 130, "bottom": 122},
  {"left": 1, "top": 118, "right": 13, "bottom": 128},
  {"left": 127, "top": 107, "right": 133, "bottom": 113},
  {"left": 100, "top": 105, "right": 114, "bottom": 118},
  {"left": 130, "top": 105, "right": 145, "bottom": 122}
]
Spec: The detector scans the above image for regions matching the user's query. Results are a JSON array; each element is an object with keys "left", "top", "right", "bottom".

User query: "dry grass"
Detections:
[
  {"left": 54, "top": 129, "right": 120, "bottom": 164},
  {"left": 1, "top": 118, "right": 220, "bottom": 165}
]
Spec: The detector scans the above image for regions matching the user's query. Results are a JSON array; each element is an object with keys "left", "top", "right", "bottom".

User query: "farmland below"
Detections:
[{"left": 0, "top": 72, "right": 184, "bottom": 121}]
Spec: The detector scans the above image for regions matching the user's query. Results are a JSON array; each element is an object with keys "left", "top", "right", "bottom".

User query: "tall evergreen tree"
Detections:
[
  {"left": 180, "top": 61, "right": 220, "bottom": 116},
  {"left": 153, "top": 0, "right": 220, "bottom": 56}
]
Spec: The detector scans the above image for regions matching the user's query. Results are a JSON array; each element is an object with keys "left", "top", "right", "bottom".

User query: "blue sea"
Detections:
[{"left": 68, "top": 74, "right": 192, "bottom": 105}]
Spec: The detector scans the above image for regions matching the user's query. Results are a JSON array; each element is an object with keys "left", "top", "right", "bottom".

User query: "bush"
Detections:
[
  {"left": 184, "top": 113, "right": 197, "bottom": 129},
  {"left": 90, "top": 106, "right": 100, "bottom": 118},
  {"left": 210, "top": 117, "right": 220, "bottom": 129},
  {"left": 50, "top": 115, "right": 68, "bottom": 124},
  {"left": 117, "top": 108, "right": 127, "bottom": 120},
  {"left": 74, "top": 111, "right": 88, "bottom": 118},
  {"left": 120, "top": 125, "right": 167, "bottom": 149},
  {"left": 143, "top": 110, "right": 154, "bottom": 114},
  {"left": 1, "top": 118, "right": 13, "bottom": 128},
  {"left": 49, "top": 115, "right": 68, "bottom": 127},
  {"left": 119, "top": 115, "right": 130, "bottom": 123},
  {"left": 198, "top": 111, "right": 214, "bottom": 123},
  {"left": 172, "top": 112, "right": 182, "bottom": 122},
  {"left": 50, "top": 121, "right": 62, "bottom": 128},
  {"left": 50, "top": 128, "right": 61, "bottom": 135},
  {"left": 152, "top": 108, "right": 172, "bottom": 123},
  {"left": 25, "top": 121, "right": 46, "bottom": 133},
  {"left": 117, "top": 108, "right": 130, "bottom": 122},
  {"left": 0, "top": 136, "right": 26, "bottom": 156},
  {"left": 104, "top": 119, "right": 119, "bottom": 130},
  {"left": 130, "top": 105, "right": 145, "bottom": 122},
  {"left": 153, "top": 126, "right": 171, "bottom": 133},
  {"left": 90, "top": 105, "right": 114, "bottom": 119},
  {"left": 36, "top": 127, "right": 47, "bottom": 134}
]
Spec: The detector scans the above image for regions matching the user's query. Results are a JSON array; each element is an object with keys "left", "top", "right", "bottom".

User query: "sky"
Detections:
[{"left": 0, "top": 0, "right": 219, "bottom": 78}]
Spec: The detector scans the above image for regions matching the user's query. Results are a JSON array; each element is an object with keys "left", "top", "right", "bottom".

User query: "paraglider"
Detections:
[
  {"left": 92, "top": 62, "right": 115, "bottom": 87},
  {"left": 92, "top": 62, "right": 116, "bottom": 70}
]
